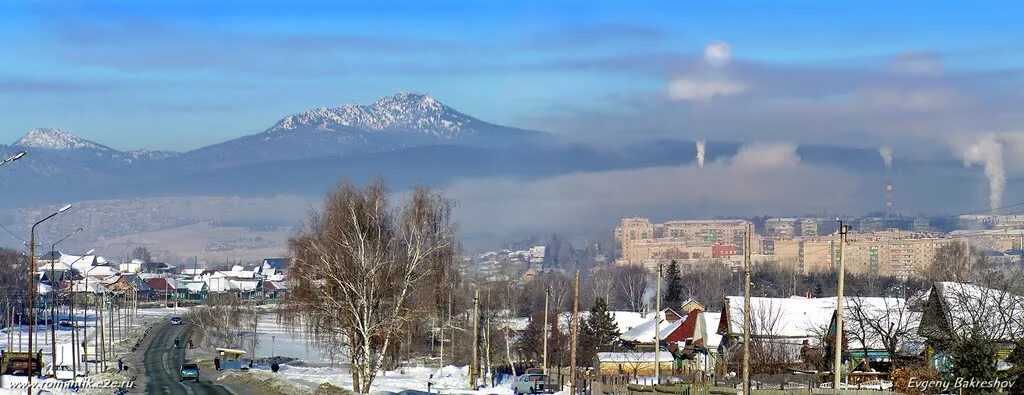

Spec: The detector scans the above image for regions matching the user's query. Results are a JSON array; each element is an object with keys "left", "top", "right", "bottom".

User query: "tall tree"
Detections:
[
  {"left": 616, "top": 265, "right": 649, "bottom": 312},
  {"left": 282, "top": 180, "right": 456, "bottom": 393},
  {"left": 130, "top": 246, "right": 152, "bottom": 262},
  {"left": 578, "top": 297, "right": 621, "bottom": 366},
  {"left": 663, "top": 260, "right": 682, "bottom": 309}
]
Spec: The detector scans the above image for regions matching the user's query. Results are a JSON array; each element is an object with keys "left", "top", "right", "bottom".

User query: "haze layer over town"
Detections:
[{"left": 0, "top": 1, "right": 1022, "bottom": 395}]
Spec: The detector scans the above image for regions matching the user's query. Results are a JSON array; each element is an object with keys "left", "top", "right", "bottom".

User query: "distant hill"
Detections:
[{"left": 0, "top": 92, "right": 966, "bottom": 209}]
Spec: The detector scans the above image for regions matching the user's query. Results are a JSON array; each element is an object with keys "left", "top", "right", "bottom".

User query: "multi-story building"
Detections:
[
  {"left": 799, "top": 219, "right": 819, "bottom": 237},
  {"left": 615, "top": 217, "right": 752, "bottom": 268},
  {"left": 772, "top": 238, "right": 836, "bottom": 274},
  {"left": 769, "top": 230, "right": 955, "bottom": 279},
  {"left": 765, "top": 218, "right": 798, "bottom": 238}
]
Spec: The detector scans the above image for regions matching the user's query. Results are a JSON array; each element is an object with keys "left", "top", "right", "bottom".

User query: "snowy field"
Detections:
[
  {"left": 253, "top": 313, "right": 334, "bottom": 364},
  {"left": 252, "top": 312, "right": 523, "bottom": 394},
  {"left": 276, "top": 364, "right": 516, "bottom": 395}
]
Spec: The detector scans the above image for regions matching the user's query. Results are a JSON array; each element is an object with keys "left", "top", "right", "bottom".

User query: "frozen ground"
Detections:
[
  {"left": 276, "top": 364, "right": 516, "bottom": 395},
  {"left": 253, "top": 313, "right": 334, "bottom": 364},
  {"left": 251, "top": 312, "right": 521, "bottom": 394}
]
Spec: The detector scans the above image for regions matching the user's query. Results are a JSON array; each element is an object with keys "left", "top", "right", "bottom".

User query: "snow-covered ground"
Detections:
[
  {"left": 0, "top": 306, "right": 179, "bottom": 394},
  {"left": 251, "top": 312, "right": 521, "bottom": 394},
  {"left": 254, "top": 313, "right": 333, "bottom": 364},
  {"left": 277, "top": 364, "right": 515, "bottom": 395}
]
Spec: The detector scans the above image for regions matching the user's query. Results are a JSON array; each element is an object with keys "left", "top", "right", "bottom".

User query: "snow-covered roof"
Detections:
[
  {"left": 597, "top": 351, "right": 674, "bottom": 363},
  {"left": 84, "top": 265, "right": 118, "bottom": 278},
  {"left": 701, "top": 312, "right": 722, "bottom": 348},
  {"left": 722, "top": 296, "right": 834, "bottom": 339},
  {"left": 926, "top": 282, "right": 1024, "bottom": 342},
  {"left": 841, "top": 297, "right": 923, "bottom": 353},
  {"left": 619, "top": 310, "right": 678, "bottom": 343},
  {"left": 183, "top": 281, "right": 207, "bottom": 293}
]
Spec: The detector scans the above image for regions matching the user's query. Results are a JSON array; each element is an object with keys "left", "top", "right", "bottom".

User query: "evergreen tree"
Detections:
[
  {"left": 950, "top": 336, "right": 999, "bottom": 393},
  {"left": 578, "top": 297, "right": 622, "bottom": 366},
  {"left": 663, "top": 260, "right": 682, "bottom": 308}
]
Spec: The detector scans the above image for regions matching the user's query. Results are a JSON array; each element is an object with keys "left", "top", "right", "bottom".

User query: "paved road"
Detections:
[{"left": 141, "top": 322, "right": 232, "bottom": 395}]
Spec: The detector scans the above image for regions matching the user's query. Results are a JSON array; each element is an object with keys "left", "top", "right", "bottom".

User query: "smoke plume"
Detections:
[
  {"left": 961, "top": 136, "right": 1005, "bottom": 210},
  {"left": 696, "top": 140, "right": 706, "bottom": 168},
  {"left": 878, "top": 146, "right": 893, "bottom": 170}
]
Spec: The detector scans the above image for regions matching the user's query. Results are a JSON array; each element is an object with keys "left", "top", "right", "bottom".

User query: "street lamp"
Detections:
[
  {"left": 66, "top": 248, "right": 94, "bottom": 376},
  {"left": 1, "top": 151, "right": 27, "bottom": 166},
  {"left": 27, "top": 203, "right": 71, "bottom": 387},
  {"left": 49, "top": 227, "right": 83, "bottom": 373}
]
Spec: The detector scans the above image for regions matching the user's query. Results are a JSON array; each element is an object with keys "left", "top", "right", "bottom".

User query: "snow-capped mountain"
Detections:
[
  {"left": 182, "top": 92, "right": 544, "bottom": 168},
  {"left": 266, "top": 92, "right": 484, "bottom": 138},
  {"left": 13, "top": 128, "right": 107, "bottom": 150}
]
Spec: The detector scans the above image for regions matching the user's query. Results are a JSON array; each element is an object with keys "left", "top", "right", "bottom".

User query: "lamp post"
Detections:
[
  {"left": 49, "top": 228, "right": 83, "bottom": 372},
  {"left": 27, "top": 203, "right": 71, "bottom": 388},
  {"left": 66, "top": 248, "right": 94, "bottom": 376}
]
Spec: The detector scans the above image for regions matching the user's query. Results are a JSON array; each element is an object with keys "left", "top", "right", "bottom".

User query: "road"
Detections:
[{"left": 141, "top": 321, "right": 233, "bottom": 395}]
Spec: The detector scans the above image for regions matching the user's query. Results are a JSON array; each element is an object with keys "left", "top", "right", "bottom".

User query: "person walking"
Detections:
[{"left": 117, "top": 357, "right": 124, "bottom": 372}]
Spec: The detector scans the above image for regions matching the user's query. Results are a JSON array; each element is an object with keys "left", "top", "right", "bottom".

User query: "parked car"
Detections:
[
  {"left": 170, "top": 316, "right": 183, "bottom": 325},
  {"left": 513, "top": 373, "right": 552, "bottom": 394},
  {"left": 180, "top": 363, "right": 200, "bottom": 381}
]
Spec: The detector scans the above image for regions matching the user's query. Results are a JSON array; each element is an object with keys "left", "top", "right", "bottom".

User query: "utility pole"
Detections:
[
  {"left": 542, "top": 286, "right": 549, "bottom": 376},
  {"left": 654, "top": 262, "right": 662, "bottom": 384},
  {"left": 742, "top": 222, "right": 752, "bottom": 395},
  {"left": 440, "top": 294, "right": 450, "bottom": 368},
  {"left": 484, "top": 292, "right": 492, "bottom": 386},
  {"left": 97, "top": 292, "right": 105, "bottom": 372},
  {"left": 569, "top": 268, "right": 580, "bottom": 395},
  {"left": 833, "top": 221, "right": 848, "bottom": 394},
  {"left": 470, "top": 289, "right": 480, "bottom": 388}
]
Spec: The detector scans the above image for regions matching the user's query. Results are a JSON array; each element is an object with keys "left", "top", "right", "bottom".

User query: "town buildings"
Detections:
[{"left": 615, "top": 217, "right": 753, "bottom": 269}]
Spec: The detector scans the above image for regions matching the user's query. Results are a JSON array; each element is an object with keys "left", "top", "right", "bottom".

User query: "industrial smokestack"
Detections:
[
  {"left": 878, "top": 146, "right": 893, "bottom": 171},
  {"left": 696, "top": 140, "right": 706, "bottom": 168},
  {"left": 961, "top": 136, "right": 1005, "bottom": 211},
  {"left": 879, "top": 146, "right": 894, "bottom": 215}
]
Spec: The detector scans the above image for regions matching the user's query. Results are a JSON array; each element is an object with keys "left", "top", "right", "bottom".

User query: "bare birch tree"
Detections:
[
  {"left": 282, "top": 181, "right": 456, "bottom": 393},
  {"left": 616, "top": 265, "right": 649, "bottom": 313}
]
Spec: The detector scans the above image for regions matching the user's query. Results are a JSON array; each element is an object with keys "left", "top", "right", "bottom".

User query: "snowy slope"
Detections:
[
  {"left": 267, "top": 92, "right": 475, "bottom": 139},
  {"left": 14, "top": 128, "right": 107, "bottom": 150}
]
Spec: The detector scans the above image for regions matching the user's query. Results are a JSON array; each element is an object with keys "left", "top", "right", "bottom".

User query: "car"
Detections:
[
  {"left": 170, "top": 317, "right": 183, "bottom": 325},
  {"left": 180, "top": 363, "right": 200, "bottom": 381},
  {"left": 513, "top": 373, "right": 552, "bottom": 395}
]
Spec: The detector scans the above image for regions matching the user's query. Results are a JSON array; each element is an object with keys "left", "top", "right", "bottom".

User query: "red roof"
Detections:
[
  {"left": 663, "top": 309, "right": 702, "bottom": 345},
  {"left": 262, "top": 281, "right": 277, "bottom": 291},
  {"left": 145, "top": 277, "right": 176, "bottom": 291}
]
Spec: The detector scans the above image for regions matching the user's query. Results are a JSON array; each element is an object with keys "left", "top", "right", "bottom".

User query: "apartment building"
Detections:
[
  {"left": 615, "top": 217, "right": 752, "bottom": 268},
  {"left": 768, "top": 230, "right": 955, "bottom": 279}
]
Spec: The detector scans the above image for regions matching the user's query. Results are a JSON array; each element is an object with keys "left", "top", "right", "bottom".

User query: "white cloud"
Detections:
[
  {"left": 891, "top": 51, "right": 944, "bottom": 76},
  {"left": 445, "top": 161, "right": 863, "bottom": 247},
  {"left": 704, "top": 41, "right": 732, "bottom": 66},
  {"left": 667, "top": 76, "right": 746, "bottom": 101},
  {"left": 730, "top": 142, "right": 801, "bottom": 170}
]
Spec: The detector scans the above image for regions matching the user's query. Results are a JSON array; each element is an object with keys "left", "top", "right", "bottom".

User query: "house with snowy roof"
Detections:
[{"left": 918, "top": 282, "right": 1024, "bottom": 373}]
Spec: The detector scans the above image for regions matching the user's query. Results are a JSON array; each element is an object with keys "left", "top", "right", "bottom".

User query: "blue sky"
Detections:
[{"left": 0, "top": 1, "right": 1021, "bottom": 151}]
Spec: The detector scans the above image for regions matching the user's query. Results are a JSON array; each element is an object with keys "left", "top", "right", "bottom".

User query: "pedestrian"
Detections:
[
  {"left": 214, "top": 357, "right": 221, "bottom": 371},
  {"left": 118, "top": 357, "right": 124, "bottom": 372},
  {"left": 188, "top": 338, "right": 194, "bottom": 349},
  {"left": 271, "top": 362, "right": 279, "bottom": 373}
]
